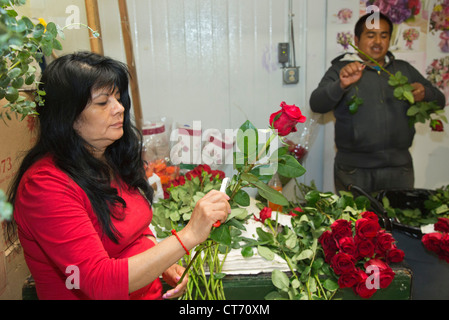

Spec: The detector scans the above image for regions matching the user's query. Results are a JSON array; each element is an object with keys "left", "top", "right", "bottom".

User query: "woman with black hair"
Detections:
[{"left": 8, "top": 51, "right": 230, "bottom": 300}]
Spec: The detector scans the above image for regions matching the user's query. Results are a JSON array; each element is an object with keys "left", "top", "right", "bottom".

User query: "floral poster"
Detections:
[{"left": 326, "top": 0, "right": 449, "bottom": 106}]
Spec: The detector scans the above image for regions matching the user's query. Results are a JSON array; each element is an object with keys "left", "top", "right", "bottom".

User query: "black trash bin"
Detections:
[{"left": 350, "top": 186, "right": 449, "bottom": 300}]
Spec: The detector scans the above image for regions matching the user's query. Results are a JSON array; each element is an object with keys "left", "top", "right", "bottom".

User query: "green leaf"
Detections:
[
  {"left": 8, "top": 67, "right": 22, "bottom": 79},
  {"left": 233, "top": 189, "right": 250, "bottom": 206},
  {"left": 348, "top": 102, "right": 359, "bottom": 114},
  {"left": 25, "top": 74, "right": 35, "bottom": 85},
  {"left": 236, "top": 120, "right": 258, "bottom": 164},
  {"left": 45, "top": 22, "right": 58, "bottom": 38},
  {"left": 322, "top": 279, "right": 339, "bottom": 291},
  {"left": 248, "top": 176, "right": 289, "bottom": 206},
  {"left": 210, "top": 225, "right": 232, "bottom": 246},
  {"left": 52, "top": 38, "right": 63, "bottom": 51},
  {"left": 295, "top": 249, "right": 314, "bottom": 261},
  {"left": 33, "top": 23, "right": 45, "bottom": 38},
  {"left": 241, "top": 246, "right": 254, "bottom": 258},
  {"left": 256, "top": 227, "right": 275, "bottom": 245},
  {"left": 213, "top": 273, "right": 226, "bottom": 280},
  {"left": 403, "top": 90, "right": 414, "bottom": 104},
  {"left": 227, "top": 207, "right": 248, "bottom": 221},
  {"left": 11, "top": 77, "right": 24, "bottom": 88},
  {"left": 277, "top": 154, "right": 306, "bottom": 178},
  {"left": 394, "top": 86, "right": 404, "bottom": 99},
  {"left": 257, "top": 245, "right": 275, "bottom": 261},
  {"left": 5, "top": 86, "right": 18, "bottom": 102},
  {"left": 272, "top": 269, "right": 290, "bottom": 292}
]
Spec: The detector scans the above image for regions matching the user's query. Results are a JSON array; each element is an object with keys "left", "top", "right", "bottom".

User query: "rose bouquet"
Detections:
[
  {"left": 249, "top": 183, "right": 407, "bottom": 300},
  {"left": 429, "top": 0, "right": 449, "bottom": 34},
  {"left": 429, "top": 0, "right": 449, "bottom": 52},
  {"left": 366, "top": 0, "right": 421, "bottom": 24},
  {"left": 319, "top": 212, "right": 404, "bottom": 299},
  {"left": 402, "top": 28, "right": 420, "bottom": 50},
  {"left": 426, "top": 56, "right": 449, "bottom": 108},
  {"left": 427, "top": 56, "right": 449, "bottom": 90},
  {"left": 337, "top": 8, "right": 353, "bottom": 24},
  {"left": 422, "top": 218, "right": 449, "bottom": 263}
]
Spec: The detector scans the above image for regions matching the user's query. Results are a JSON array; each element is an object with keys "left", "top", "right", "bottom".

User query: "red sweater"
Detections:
[{"left": 14, "top": 155, "right": 162, "bottom": 300}]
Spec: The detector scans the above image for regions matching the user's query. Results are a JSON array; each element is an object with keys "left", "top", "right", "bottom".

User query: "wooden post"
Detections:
[
  {"left": 117, "top": 0, "right": 143, "bottom": 131},
  {"left": 84, "top": 0, "right": 104, "bottom": 55}
]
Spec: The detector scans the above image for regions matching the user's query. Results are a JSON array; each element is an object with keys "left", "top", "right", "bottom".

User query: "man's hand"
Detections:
[
  {"left": 340, "top": 62, "right": 366, "bottom": 89},
  {"left": 411, "top": 82, "right": 426, "bottom": 102}
]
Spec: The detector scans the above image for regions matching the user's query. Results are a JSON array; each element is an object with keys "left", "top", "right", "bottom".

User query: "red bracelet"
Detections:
[{"left": 171, "top": 229, "right": 190, "bottom": 255}]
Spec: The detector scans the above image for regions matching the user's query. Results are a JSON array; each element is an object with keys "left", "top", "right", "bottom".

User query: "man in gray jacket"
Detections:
[{"left": 310, "top": 12, "right": 446, "bottom": 194}]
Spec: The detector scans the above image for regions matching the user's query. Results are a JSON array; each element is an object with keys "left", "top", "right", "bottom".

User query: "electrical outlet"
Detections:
[
  {"left": 278, "top": 43, "right": 289, "bottom": 64},
  {"left": 283, "top": 67, "right": 299, "bottom": 84}
]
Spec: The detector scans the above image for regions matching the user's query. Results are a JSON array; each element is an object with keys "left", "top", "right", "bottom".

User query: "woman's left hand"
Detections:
[{"left": 161, "top": 264, "right": 188, "bottom": 299}]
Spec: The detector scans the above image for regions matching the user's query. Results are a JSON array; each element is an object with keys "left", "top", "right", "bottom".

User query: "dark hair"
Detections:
[
  {"left": 354, "top": 12, "right": 393, "bottom": 39},
  {"left": 8, "top": 51, "right": 153, "bottom": 243}
]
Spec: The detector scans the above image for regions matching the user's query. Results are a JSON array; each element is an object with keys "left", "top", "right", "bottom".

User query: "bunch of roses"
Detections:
[
  {"left": 337, "top": 8, "right": 353, "bottom": 23},
  {"left": 319, "top": 211, "right": 405, "bottom": 299},
  {"left": 367, "top": 0, "right": 421, "bottom": 24},
  {"left": 422, "top": 217, "right": 449, "bottom": 263},
  {"left": 403, "top": 28, "right": 420, "bottom": 42},
  {"left": 430, "top": 0, "right": 449, "bottom": 32},
  {"left": 163, "top": 164, "right": 225, "bottom": 199},
  {"left": 426, "top": 56, "right": 449, "bottom": 90}
]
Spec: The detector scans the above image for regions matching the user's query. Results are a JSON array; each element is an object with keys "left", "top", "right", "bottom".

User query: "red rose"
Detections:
[
  {"left": 185, "top": 170, "right": 199, "bottom": 181},
  {"left": 269, "top": 101, "right": 306, "bottom": 136},
  {"left": 430, "top": 119, "right": 444, "bottom": 132},
  {"left": 352, "top": 269, "right": 377, "bottom": 299},
  {"left": 356, "top": 217, "right": 380, "bottom": 238},
  {"left": 364, "top": 259, "right": 395, "bottom": 289},
  {"left": 194, "top": 164, "right": 212, "bottom": 175},
  {"left": 254, "top": 207, "right": 272, "bottom": 224},
  {"left": 288, "top": 207, "right": 303, "bottom": 217},
  {"left": 337, "top": 236, "right": 357, "bottom": 257},
  {"left": 331, "top": 219, "right": 353, "bottom": 240},
  {"left": 386, "top": 246, "right": 405, "bottom": 263},
  {"left": 355, "top": 236, "right": 375, "bottom": 259},
  {"left": 440, "top": 233, "right": 449, "bottom": 253},
  {"left": 338, "top": 269, "right": 361, "bottom": 289},
  {"left": 375, "top": 230, "right": 395, "bottom": 255},
  {"left": 210, "top": 170, "right": 225, "bottom": 181},
  {"left": 422, "top": 232, "right": 443, "bottom": 254},
  {"left": 319, "top": 230, "right": 338, "bottom": 263},
  {"left": 408, "top": 0, "right": 421, "bottom": 15},
  {"left": 331, "top": 252, "right": 356, "bottom": 275},
  {"left": 361, "top": 211, "right": 379, "bottom": 222},
  {"left": 435, "top": 218, "right": 449, "bottom": 233}
]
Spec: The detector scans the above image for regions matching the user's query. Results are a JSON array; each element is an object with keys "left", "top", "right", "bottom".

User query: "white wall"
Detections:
[{"left": 22, "top": 0, "right": 449, "bottom": 193}]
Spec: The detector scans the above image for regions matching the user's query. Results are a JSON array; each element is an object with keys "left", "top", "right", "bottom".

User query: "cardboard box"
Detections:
[{"left": 0, "top": 92, "right": 37, "bottom": 299}]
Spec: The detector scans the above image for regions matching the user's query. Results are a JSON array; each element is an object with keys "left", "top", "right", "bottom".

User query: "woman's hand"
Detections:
[
  {"left": 179, "top": 190, "right": 231, "bottom": 248},
  {"left": 162, "top": 264, "right": 188, "bottom": 299}
]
